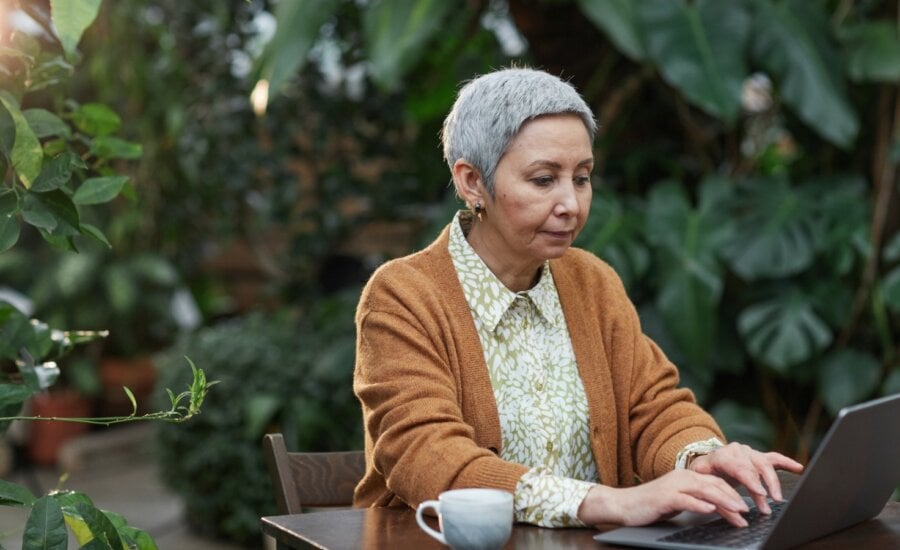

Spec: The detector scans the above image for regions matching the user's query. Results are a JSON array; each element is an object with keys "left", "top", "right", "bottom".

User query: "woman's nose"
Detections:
[{"left": 554, "top": 181, "right": 581, "bottom": 216}]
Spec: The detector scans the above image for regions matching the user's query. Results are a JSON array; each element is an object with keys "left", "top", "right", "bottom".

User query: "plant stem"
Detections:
[{"left": 838, "top": 86, "right": 898, "bottom": 347}]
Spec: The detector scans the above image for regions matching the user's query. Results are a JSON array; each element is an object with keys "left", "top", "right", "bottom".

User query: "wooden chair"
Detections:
[{"left": 262, "top": 433, "right": 365, "bottom": 515}]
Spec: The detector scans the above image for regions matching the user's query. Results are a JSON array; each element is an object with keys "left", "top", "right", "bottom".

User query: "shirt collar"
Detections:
[{"left": 448, "top": 211, "right": 565, "bottom": 332}]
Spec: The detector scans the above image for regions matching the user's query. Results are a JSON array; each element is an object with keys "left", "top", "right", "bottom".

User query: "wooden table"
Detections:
[{"left": 262, "top": 499, "right": 900, "bottom": 549}]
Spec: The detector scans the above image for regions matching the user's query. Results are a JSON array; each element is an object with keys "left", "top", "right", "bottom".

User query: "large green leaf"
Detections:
[
  {"left": 73, "top": 175, "right": 128, "bottom": 205},
  {"left": 577, "top": 0, "right": 645, "bottom": 61},
  {"left": 710, "top": 399, "right": 773, "bottom": 450},
  {"left": 723, "top": 178, "right": 820, "bottom": 280},
  {"left": 88, "top": 135, "right": 143, "bottom": 160},
  {"left": 102, "top": 510, "right": 159, "bottom": 550},
  {"left": 0, "top": 99, "right": 15, "bottom": 159},
  {"left": 0, "top": 478, "right": 37, "bottom": 506},
  {"left": 882, "top": 267, "right": 900, "bottom": 313},
  {"left": 883, "top": 369, "right": 900, "bottom": 396},
  {"left": 254, "top": 0, "right": 339, "bottom": 99},
  {"left": 806, "top": 175, "right": 869, "bottom": 276},
  {"left": 27, "top": 190, "right": 81, "bottom": 236},
  {"left": 647, "top": 178, "right": 733, "bottom": 369},
  {"left": 738, "top": 289, "right": 832, "bottom": 373},
  {"left": 884, "top": 232, "right": 900, "bottom": 263},
  {"left": 750, "top": 0, "right": 858, "bottom": 148},
  {"left": 818, "top": 349, "right": 881, "bottom": 415},
  {"left": 575, "top": 189, "right": 649, "bottom": 291},
  {"left": 50, "top": 0, "right": 103, "bottom": 59},
  {"left": 23, "top": 108, "right": 71, "bottom": 139},
  {"left": 75, "top": 500, "right": 123, "bottom": 550},
  {"left": 363, "top": 0, "right": 455, "bottom": 92},
  {"left": 31, "top": 152, "right": 78, "bottom": 192},
  {"left": 0, "top": 91, "right": 42, "bottom": 188},
  {"left": 838, "top": 21, "right": 900, "bottom": 83},
  {"left": 23, "top": 496, "right": 68, "bottom": 550},
  {"left": 0, "top": 188, "right": 17, "bottom": 215},
  {"left": 0, "top": 212, "right": 20, "bottom": 252},
  {"left": 71, "top": 103, "right": 121, "bottom": 137},
  {"left": 637, "top": 0, "right": 751, "bottom": 124},
  {"left": 0, "top": 382, "right": 33, "bottom": 410}
]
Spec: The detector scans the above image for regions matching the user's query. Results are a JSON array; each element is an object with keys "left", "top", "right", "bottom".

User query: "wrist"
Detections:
[
  {"left": 675, "top": 437, "right": 724, "bottom": 470},
  {"left": 577, "top": 484, "right": 622, "bottom": 525}
]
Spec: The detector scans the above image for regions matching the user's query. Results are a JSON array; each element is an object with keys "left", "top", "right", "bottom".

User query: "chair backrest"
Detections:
[{"left": 263, "top": 433, "right": 365, "bottom": 515}]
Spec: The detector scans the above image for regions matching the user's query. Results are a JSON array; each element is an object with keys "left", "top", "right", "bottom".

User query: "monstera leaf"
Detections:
[
  {"left": 710, "top": 399, "right": 773, "bottom": 450},
  {"left": 724, "top": 177, "right": 821, "bottom": 281},
  {"left": 738, "top": 288, "right": 832, "bottom": 373},
  {"left": 750, "top": 0, "right": 858, "bottom": 148},
  {"left": 806, "top": 175, "right": 869, "bottom": 277},
  {"left": 253, "top": 0, "right": 340, "bottom": 97},
  {"left": 636, "top": 0, "right": 751, "bottom": 124},
  {"left": 817, "top": 349, "right": 881, "bottom": 415},
  {"left": 838, "top": 21, "right": 900, "bottom": 83},
  {"left": 646, "top": 178, "right": 733, "bottom": 370},
  {"left": 363, "top": 0, "right": 455, "bottom": 91},
  {"left": 883, "top": 233, "right": 900, "bottom": 313},
  {"left": 575, "top": 189, "right": 649, "bottom": 292},
  {"left": 577, "top": 0, "right": 646, "bottom": 61}
]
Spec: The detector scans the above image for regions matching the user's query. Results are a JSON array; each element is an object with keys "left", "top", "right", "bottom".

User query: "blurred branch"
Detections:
[{"left": 838, "top": 85, "right": 899, "bottom": 347}]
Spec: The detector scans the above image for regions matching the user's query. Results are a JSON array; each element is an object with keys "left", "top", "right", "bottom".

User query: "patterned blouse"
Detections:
[{"left": 449, "top": 212, "right": 596, "bottom": 527}]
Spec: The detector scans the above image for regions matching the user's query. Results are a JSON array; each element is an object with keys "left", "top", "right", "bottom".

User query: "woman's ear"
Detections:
[{"left": 451, "top": 159, "right": 485, "bottom": 209}]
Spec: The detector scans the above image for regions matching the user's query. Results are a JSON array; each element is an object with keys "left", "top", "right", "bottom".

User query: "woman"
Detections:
[{"left": 353, "top": 67, "right": 802, "bottom": 528}]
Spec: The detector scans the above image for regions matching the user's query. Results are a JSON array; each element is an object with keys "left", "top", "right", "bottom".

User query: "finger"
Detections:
[
  {"left": 685, "top": 474, "right": 748, "bottom": 513},
  {"left": 767, "top": 452, "right": 804, "bottom": 473},
  {"left": 750, "top": 491, "right": 771, "bottom": 515},
  {"left": 714, "top": 506, "right": 749, "bottom": 528},
  {"left": 754, "top": 459, "right": 783, "bottom": 502}
]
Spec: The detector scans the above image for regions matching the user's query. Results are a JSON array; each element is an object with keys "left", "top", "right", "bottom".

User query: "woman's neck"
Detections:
[{"left": 464, "top": 221, "right": 542, "bottom": 292}]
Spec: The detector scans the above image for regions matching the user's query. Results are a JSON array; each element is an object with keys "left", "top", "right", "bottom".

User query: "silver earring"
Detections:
[{"left": 474, "top": 202, "right": 484, "bottom": 222}]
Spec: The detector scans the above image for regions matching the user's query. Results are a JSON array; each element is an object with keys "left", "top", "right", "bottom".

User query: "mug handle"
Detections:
[{"left": 415, "top": 500, "right": 446, "bottom": 545}]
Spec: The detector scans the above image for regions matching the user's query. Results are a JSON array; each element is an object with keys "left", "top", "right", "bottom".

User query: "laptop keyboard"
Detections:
[{"left": 658, "top": 500, "right": 787, "bottom": 549}]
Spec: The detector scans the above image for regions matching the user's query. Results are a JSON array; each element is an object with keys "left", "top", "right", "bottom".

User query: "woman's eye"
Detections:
[
  {"left": 575, "top": 175, "right": 591, "bottom": 186},
  {"left": 532, "top": 176, "right": 554, "bottom": 187}
]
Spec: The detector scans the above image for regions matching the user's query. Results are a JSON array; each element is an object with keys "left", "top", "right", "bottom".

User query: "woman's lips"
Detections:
[{"left": 543, "top": 230, "right": 573, "bottom": 239}]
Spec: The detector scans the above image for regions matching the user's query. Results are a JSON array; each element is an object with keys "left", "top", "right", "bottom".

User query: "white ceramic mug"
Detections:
[{"left": 415, "top": 488, "right": 514, "bottom": 550}]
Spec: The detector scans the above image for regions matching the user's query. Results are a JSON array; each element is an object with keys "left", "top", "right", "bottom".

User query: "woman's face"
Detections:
[{"left": 480, "top": 113, "right": 593, "bottom": 270}]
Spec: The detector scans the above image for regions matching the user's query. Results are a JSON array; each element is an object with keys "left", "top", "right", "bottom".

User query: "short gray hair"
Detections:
[{"left": 441, "top": 67, "right": 596, "bottom": 196}]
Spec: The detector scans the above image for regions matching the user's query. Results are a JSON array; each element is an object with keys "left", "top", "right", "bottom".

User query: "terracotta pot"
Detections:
[
  {"left": 27, "top": 390, "right": 93, "bottom": 466},
  {"left": 99, "top": 356, "right": 158, "bottom": 416}
]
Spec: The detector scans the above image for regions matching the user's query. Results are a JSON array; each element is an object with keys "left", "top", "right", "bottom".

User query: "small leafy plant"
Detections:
[{"left": 1, "top": 2, "right": 215, "bottom": 548}]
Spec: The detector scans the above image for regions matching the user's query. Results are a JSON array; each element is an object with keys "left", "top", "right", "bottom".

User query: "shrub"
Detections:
[{"left": 154, "top": 291, "right": 361, "bottom": 546}]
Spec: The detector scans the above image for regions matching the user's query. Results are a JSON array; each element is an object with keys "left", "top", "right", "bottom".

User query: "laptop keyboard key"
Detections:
[{"left": 658, "top": 501, "right": 786, "bottom": 549}]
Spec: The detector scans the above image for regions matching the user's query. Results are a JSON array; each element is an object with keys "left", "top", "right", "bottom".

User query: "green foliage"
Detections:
[
  {"left": 254, "top": 0, "right": 899, "bottom": 458},
  {"left": 1, "top": 2, "right": 212, "bottom": 548},
  {"left": 154, "top": 292, "right": 361, "bottom": 545},
  {"left": 0, "top": 28, "right": 140, "bottom": 253}
]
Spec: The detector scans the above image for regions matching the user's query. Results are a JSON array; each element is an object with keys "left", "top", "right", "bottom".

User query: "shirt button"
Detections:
[
  {"left": 535, "top": 382, "right": 544, "bottom": 392},
  {"left": 546, "top": 441, "right": 554, "bottom": 453}
]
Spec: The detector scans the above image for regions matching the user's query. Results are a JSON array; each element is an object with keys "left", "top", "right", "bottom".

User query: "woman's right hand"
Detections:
[{"left": 577, "top": 469, "right": 752, "bottom": 528}]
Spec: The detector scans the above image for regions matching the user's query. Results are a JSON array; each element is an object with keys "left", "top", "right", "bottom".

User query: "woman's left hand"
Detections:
[{"left": 688, "top": 443, "right": 804, "bottom": 515}]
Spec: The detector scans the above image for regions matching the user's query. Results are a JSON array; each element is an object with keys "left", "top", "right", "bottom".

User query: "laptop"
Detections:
[{"left": 594, "top": 392, "right": 900, "bottom": 550}]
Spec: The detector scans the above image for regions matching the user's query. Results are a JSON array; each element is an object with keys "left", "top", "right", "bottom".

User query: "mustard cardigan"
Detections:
[{"left": 353, "top": 224, "right": 723, "bottom": 509}]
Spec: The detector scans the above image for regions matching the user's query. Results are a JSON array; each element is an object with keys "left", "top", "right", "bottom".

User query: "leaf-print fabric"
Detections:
[{"left": 449, "top": 212, "right": 597, "bottom": 526}]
